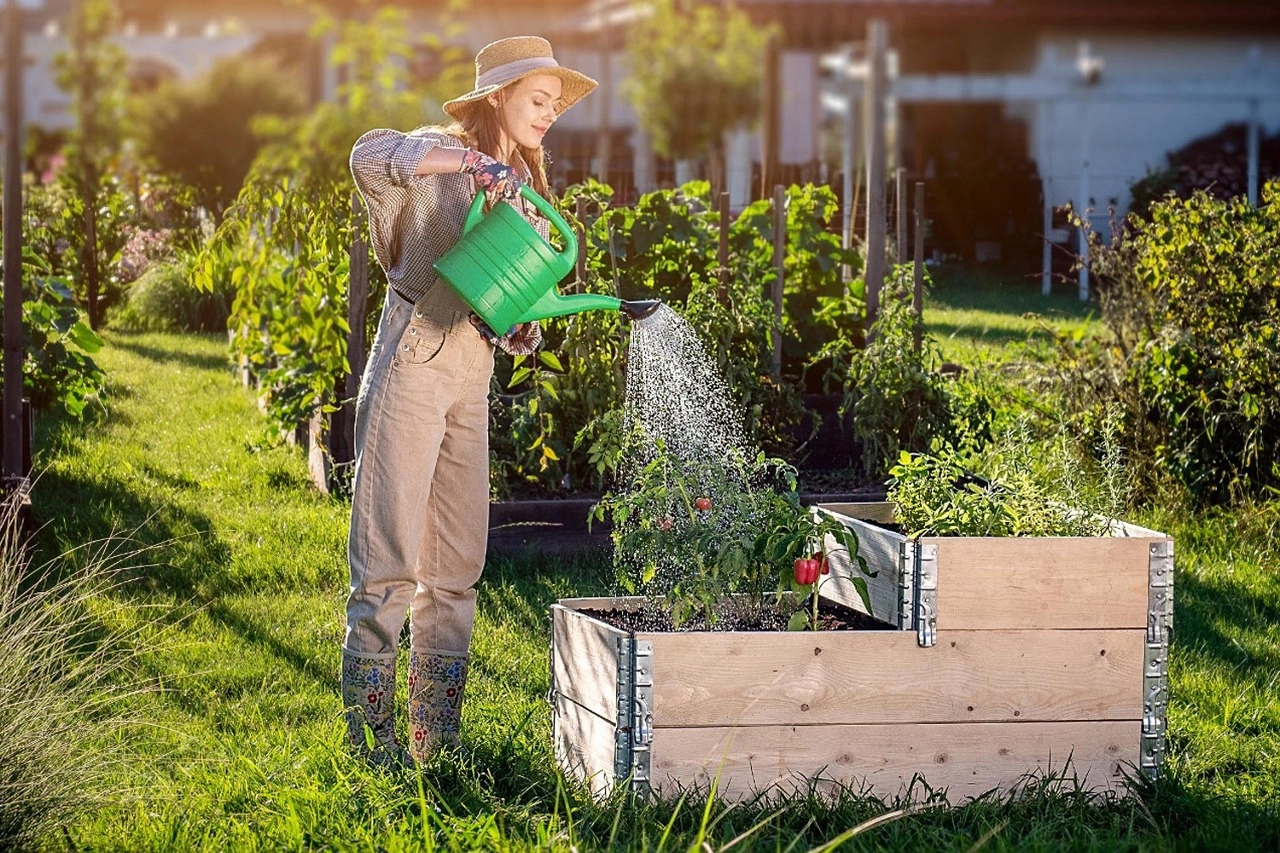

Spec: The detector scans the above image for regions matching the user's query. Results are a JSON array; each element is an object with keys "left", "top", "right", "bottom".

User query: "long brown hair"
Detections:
[{"left": 441, "top": 97, "right": 551, "bottom": 199}]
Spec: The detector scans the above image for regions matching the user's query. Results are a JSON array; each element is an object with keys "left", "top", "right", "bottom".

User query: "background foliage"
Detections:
[
  {"left": 129, "top": 56, "right": 305, "bottom": 224},
  {"left": 488, "top": 180, "right": 860, "bottom": 498},
  {"left": 53, "top": 0, "right": 127, "bottom": 331},
  {"left": 623, "top": 0, "right": 774, "bottom": 175},
  {"left": 1054, "top": 182, "right": 1280, "bottom": 505}
]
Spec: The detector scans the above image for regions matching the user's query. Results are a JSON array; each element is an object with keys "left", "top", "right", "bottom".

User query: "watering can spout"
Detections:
[
  {"left": 619, "top": 299, "right": 662, "bottom": 322},
  {"left": 513, "top": 293, "right": 663, "bottom": 326}
]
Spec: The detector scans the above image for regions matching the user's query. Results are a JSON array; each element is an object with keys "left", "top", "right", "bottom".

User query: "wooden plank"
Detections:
[
  {"left": 926, "top": 536, "right": 1154, "bottom": 630},
  {"left": 649, "top": 720, "right": 1140, "bottom": 802},
  {"left": 553, "top": 694, "right": 617, "bottom": 799},
  {"left": 552, "top": 603, "right": 625, "bottom": 720},
  {"left": 819, "top": 512, "right": 904, "bottom": 623},
  {"left": 646, "top": 629, "right": 1144, "bottom": 727}
]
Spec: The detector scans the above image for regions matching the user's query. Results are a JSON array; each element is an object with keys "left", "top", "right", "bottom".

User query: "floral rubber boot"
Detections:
[
  {"left": 407, "top": 649, "right": 468, "bottom": 764},
  {"left": 341, "top": 650, "right": 412, "bottom": 769}
]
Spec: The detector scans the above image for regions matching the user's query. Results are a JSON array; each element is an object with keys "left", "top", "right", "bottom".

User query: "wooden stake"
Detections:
[
  {"left": 913, "top": 182, "right": 925, "bottom": 352},
  {"left": 772, "top": 184, "right": 786, "bottom": 379},
  {"left": 896, "top": 167, "right": 907, "bottom": 266},
  {"left": 718, "top": 191, "right": 730, "bottom": 301},
  {"left": 864, "top": 19, "right": 889, "bottom": 335}
]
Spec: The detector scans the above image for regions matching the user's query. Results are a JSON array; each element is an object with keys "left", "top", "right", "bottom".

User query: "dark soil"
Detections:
[{"left": 579, "top": 596, "right": 896, "bottom": 633}]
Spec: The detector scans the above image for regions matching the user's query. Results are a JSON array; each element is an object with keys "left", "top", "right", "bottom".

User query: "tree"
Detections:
[
  {"left": 623, "top": 0, "right": 774, "bottom": 190},
  {"left": 129, "top": 56, "right": 305, "bottom": 223},
  {"left": 53, "top": 0, "right": 128, "bottom": 331}
]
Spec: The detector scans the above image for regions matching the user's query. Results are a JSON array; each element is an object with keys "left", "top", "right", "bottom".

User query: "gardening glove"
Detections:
[
  {"left": 459, "top": 149, "right": 525, "bottom": 203},
  {"left": 469, "top": 313, "right": 543, "bottom": 356}
]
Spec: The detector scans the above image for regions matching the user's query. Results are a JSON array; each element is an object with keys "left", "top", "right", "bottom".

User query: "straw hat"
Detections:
[{"left": 443, "top": 36, "right": 598, "bottom": 120}]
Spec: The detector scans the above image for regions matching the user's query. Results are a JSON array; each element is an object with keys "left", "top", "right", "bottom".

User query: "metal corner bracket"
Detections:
[
  {"left": 1141, "top": 539, "right": 1174, "bottom": 780},
  {"left": 614, "top": 635, "right": 654, "bottom": 797}
]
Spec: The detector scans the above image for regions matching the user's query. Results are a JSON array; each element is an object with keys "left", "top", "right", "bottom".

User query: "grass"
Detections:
[
  {"left": 922, "top": 265, "right": 1098, "bottom": 366},
  {"left": 26, "top": 322, "right": 1280, "bottom": 851}
]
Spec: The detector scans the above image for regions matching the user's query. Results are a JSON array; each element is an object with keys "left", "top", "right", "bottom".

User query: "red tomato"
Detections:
[
  {"left": 658, "top": 516, "right": 673, "bottom": 531},
  {"left": 694, "top": 497, "right": 712, "bottom": 511}
]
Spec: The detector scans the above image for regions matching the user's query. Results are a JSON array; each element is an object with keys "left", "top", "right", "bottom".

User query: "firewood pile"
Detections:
[{"left": 1133, "top": 123, "right": 1280, "bottom": 212}]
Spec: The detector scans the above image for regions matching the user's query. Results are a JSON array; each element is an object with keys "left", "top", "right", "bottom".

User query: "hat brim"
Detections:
[{"left": 443, "top": 67, "right": 598, "bottom": 120}]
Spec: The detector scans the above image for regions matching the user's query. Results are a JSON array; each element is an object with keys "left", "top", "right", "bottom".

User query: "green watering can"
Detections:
[{"left": 434, "top": 185, "right": 661, "bottom": 335}]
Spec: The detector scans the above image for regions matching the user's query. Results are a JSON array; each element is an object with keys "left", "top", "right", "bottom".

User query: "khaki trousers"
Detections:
[{"left": 345, "top": 289, "right": 493, "bottom": 660}]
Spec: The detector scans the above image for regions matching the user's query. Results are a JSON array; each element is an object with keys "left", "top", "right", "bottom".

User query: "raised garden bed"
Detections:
[{"left": 550, "top": 501, "right": 1173, "bottom": 802}]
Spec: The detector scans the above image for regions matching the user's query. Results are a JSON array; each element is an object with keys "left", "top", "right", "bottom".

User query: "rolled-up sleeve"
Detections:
[
  {"left": 349, "top": 128, "right": 446, "bottom": 202},
  {"left": 350, "top": 129, "right": 464, "bottom": 276}
]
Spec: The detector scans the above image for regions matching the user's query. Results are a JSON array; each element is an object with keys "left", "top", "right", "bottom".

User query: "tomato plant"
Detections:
[{"left": 591, "top": 430, "right": 873, "bottom": 630}]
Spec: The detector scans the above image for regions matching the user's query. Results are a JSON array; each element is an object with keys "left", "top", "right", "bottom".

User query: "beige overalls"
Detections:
[{"left": 342, "top": 127, "right": 544, "bottom": 762}]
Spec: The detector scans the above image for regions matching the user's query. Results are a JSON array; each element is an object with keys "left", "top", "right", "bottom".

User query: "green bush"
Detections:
[
  {"left": 113, "top": 260, "right": 230, "bottom": 333},
  {"left": 129, "top": 55, "right": 304, "bottom": 223},
  {"left": 1, "top": 249, "right": 105, "bottom": 419},
  {"left": 1056, "top": 183, "right": 1280, "bottom": 504}
]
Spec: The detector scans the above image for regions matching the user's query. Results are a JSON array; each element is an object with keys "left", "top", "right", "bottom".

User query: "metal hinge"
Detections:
[
  {"left": 614, "top": 636, "right": 653, "bottom": 796},
  {"left": 900, "top": 541, "right": 938, "bottom": 647},
  {"left": 897, "top": 541, "right": 915, "bottom": 632},
  {"left": 1141, "top": 539, "right": 1174, "bottom": 780}
]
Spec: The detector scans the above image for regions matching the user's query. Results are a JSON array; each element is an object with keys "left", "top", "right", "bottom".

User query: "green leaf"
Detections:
[{"left": 65, "top": 322, "right": 104, "bottom": 353}]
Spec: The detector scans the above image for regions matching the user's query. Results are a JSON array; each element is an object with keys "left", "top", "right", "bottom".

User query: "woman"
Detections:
[{"left": 342, "top": 36, "right": 597, "bottom": 766}]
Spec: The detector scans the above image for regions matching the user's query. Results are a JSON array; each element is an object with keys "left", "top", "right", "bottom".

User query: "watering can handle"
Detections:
[{"left": 460, "top": 186, "right": 577, "bottom": 261}]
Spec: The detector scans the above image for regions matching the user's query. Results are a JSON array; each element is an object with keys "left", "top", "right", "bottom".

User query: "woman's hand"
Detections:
[
  {"left": 468, "top": 314, "right": 542, "bottom": 356},
  {"left": 459, "top": 149, "right": 524, "bottom": 202}
]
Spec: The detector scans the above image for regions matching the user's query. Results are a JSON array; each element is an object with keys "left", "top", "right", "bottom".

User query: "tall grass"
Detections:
[{"left": 0, "top": 502, "right": 155, "bottom": 850}]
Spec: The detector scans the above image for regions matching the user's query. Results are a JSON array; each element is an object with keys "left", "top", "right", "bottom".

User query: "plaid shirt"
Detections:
[{"left": 349, "top": 127, "right": 544, "bottom": 356}]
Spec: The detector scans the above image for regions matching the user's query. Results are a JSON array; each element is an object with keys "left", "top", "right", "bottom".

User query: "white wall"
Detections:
[{"left": 1025, "top": 34, "right": 1280, "bottom": 229}]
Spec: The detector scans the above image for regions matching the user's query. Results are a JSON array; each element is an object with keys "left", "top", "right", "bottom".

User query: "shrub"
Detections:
[
  {"left": 113, "top": 260, "right": 231, "bottom": 334},
  {"left": 489, "top": 180, "right": 855, "bottom": 498},
  {"left": 0, "top": 504, "right": 150, "bottom": 849},
  {"left": 129, "top": 55, "right": 304, "bottom": 223},
  {"left": 1055, "top": 183, "right": 1280, "bottom": 504},
  {"left": 0, "top": 251, "right": 106, "bottom": 419}
]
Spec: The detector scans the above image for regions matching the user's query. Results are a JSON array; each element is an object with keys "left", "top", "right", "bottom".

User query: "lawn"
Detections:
[
  {"left": 922, "top": 265, "right": 1097, "bottom": 365},
  {"left": 26, "top": 306, "right": 1280, "bottom": 849}
]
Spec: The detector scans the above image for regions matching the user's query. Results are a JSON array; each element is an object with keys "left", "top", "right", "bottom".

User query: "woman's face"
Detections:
[{"left": 491, "top": 74, "right": 563, "bottom": 152}]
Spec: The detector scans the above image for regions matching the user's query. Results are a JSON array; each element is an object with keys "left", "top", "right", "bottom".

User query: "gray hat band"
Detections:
[{"left": 476, "top": 56, "right": 560, "bottom": 89}]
